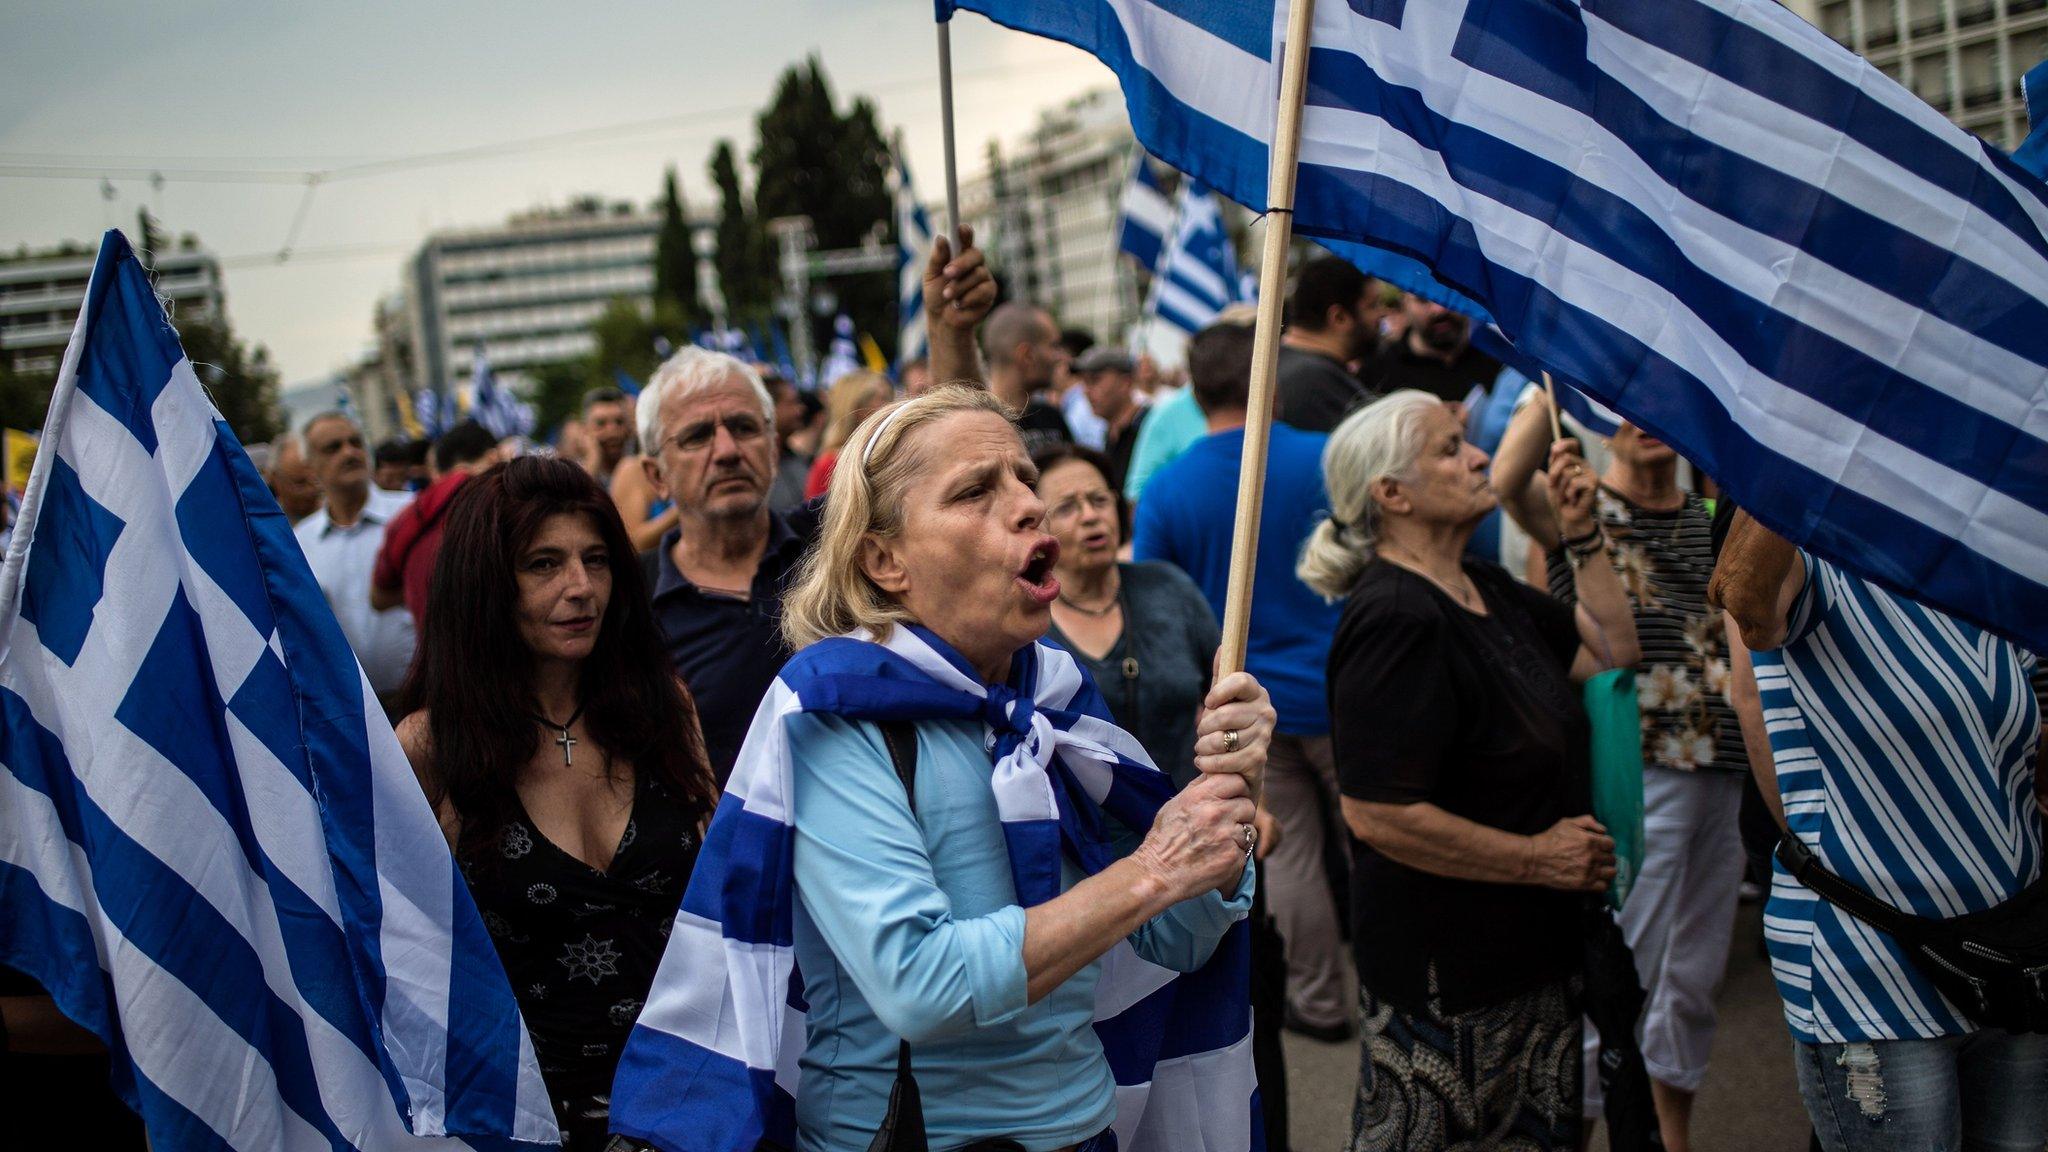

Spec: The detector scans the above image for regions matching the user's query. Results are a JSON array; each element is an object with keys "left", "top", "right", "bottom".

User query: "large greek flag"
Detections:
[
  {"left": 610, "top": 624, "right": 1257, "bottom": 1152},
  {"left": 896, "top": 153, "right": 933, "bottom": 368},
  {"left": 0, "top": 231, "right": 557, "bottom": 1150},
  {"left": 946, "top": 0, "right": 2048, "bottom": 652}
]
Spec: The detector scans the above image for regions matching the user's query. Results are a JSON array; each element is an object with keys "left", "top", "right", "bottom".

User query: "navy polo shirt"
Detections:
[{"left": 644, "top": 505, "right": 819, "bottom": 784}]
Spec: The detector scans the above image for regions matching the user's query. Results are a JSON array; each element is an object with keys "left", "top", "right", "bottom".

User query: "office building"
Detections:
[
  {"left": 407, "top": 200, "right": 660, "bottom": 397},
  {"left": 0, "top": 243, "right": 225, "bottom": 379},
  {"left": 1799, "top": 0, "right": 2045, "bottom": 147}
]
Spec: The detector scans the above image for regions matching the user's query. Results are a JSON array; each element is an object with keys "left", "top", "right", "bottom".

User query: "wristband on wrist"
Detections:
[{"left": 1560, "top": 525, "right": 1602, "bottom": 551}]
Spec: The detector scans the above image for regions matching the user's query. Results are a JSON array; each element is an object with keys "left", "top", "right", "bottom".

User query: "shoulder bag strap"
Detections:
[
  {"left": 866, "top": 721, "right": 928, "bottom": 1152},
  {"left": 1775, "top": 833, "right": 1922, "bottom": 941}
]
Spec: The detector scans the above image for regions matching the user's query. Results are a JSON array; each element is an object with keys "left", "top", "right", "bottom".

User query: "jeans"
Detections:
[{"left": 1794, "top": 1029, "right": 2048, "bottom": 1151}]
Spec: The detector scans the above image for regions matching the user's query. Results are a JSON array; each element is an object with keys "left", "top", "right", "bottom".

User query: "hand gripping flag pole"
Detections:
[{"left": 1217, "top": 0, "right": 1318, "bottom": 681}]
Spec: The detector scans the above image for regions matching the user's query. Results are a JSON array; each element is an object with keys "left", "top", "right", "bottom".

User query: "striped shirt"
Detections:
[
  {"left": 1758, "top": 554, "right": 2044, "bottom": 1043},
  {"left": 1549, "top": 488, "right": 1740, "bottom": 773}
]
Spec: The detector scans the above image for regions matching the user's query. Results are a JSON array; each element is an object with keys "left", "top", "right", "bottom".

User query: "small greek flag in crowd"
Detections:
[
  {"left": 2015, "top": 59, "right": 2048, "bottom": 179},
  {"left": 0, "top": 231, "right": 556, "bottom": 1149},
  {"left": 1150, "top": 181, "right": 1244, "bottom": 336},
  {"left": 896, "top": 153, "right": 933, "bottom": 368},
  {"left": 413, "top": 388, "right": 445, "bottom": 438},
  {"left": 610, "top": 624, "right": 1258, "bottom": 1152},
  {"left": 817, "top": 314, "right": 863, "bottom": 390},
  {"left": 613, "top": 368, "right": 644, "bottom": 398},
  {"left": 1115, "top": 150, "right": 1174, "bottom": 273},
  {"left": 948, "top": 0, "right": 2048, "bottom": 651},
  {"left": 470, "top": 346, "right": 535, "bottom": 441}
]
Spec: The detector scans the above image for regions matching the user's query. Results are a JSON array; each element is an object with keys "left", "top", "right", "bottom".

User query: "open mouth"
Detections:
[{"left": 1016, "top": 537, "right": 1061, "bottom": 604}]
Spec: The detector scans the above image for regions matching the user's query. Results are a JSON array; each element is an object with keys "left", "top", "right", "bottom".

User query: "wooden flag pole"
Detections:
[
  {"left": 1217, "top": 0, "right": 1320, "bottom": 678},
  {"left": 936, "top": 16, "right": 964, "bottom": 247},
  {"left": 1540, "top": 370, "right": 1564, "bottom": 443}
]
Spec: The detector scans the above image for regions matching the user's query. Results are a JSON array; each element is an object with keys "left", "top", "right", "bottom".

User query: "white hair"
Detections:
[
  {"left": 635, "top": 347, "right": 774, "bottom": 452},
  {"left": 1297, "top": 389, "right": 1445, "bottom": 601}
]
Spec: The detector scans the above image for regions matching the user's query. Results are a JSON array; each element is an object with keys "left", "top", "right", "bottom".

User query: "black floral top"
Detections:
[
  {"left": 1547, "top": 487, "right": 1742, "bottom": 773},
  {"left": 462, "top": 769, "right": 700, "bottom": 1141}
]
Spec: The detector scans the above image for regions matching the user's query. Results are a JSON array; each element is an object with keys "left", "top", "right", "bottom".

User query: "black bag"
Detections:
[
  {"left": 1776, "top": 835, "right": 2048, "bottom": 1034},
  {"left": 1580, "top": 900, "right": 1663, "bottom": 1152}
]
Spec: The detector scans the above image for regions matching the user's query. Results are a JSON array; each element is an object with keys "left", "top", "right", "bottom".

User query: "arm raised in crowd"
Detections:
[
  {"left": 1546, "top": 438, "right": 1640, "bottom": 677},
  {"left": 1488, "top": 392, "right": 1563, "bottom": 546},
  {"left": 1707, "top": 510, "right": 1805, "bottom": 650},
  {"left": 923, "top": 227, "right": 997, "bottom": 388}
]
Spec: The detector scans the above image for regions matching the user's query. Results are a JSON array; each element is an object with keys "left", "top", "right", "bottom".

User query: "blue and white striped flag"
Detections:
[
  {"left": 817, "top": 314, "right": 863, "bottom": 390},
  {"left": 948, "top": 0, "right": 2048, "bottom": 651},
  {"left": 896, "top": 153, "right": 933, "bottom": 368},
  {"left": 1116, "top": 151, "right": 1174, "bottom": 273},
  {"left": 414, "top": 388, "right": 445, "bottom": 439},
  {"left": 610, "top": 624, "right": 1257, "bottom": 1152},
  {"left": 1151, "top": 181, "right": 1244, "bottom": 336},
  {"left": 0, "top": 231, "right": 556, "bottom": 1149},
  {"left": 2015, "top": 59, "right": 2048, "bottom": 180},
  {"left": 470, "top": 346, "right": 534, "bottom": 441}
]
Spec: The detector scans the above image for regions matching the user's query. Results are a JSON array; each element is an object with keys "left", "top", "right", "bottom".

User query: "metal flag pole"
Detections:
[
  {"left": 936, "top": 10, "right": 964, "bottom": 247},
  {"left": 1217, "top": 0, "right": 1319, "bottom": 678}
]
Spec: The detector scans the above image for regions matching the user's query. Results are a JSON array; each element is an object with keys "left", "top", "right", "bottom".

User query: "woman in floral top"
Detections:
[{"left": 1494, "top": 399, "right": 1742, "bottom": 1152}]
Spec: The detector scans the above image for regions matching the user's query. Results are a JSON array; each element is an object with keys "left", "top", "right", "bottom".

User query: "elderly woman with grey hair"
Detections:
[
  {"left": 1300, "top": 389, "right": 1640, "bottom": 1152},
  {"left": 612, "top": 383, "right": 1278, "bottom": 1152}
]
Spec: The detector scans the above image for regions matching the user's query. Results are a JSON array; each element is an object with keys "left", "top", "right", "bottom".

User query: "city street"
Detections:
[{"left": 1283, "top": 902, "right": 1813, "bottom": 1151}]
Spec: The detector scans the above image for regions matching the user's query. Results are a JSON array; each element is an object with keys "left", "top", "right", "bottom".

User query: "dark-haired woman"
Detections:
[{"left": 396, "top": 455, "right": 718, "bottom": 1149}]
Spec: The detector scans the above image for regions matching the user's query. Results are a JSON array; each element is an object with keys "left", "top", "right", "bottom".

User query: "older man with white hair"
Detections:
[{"left": 635, "top": 347, "right": 823, "bottom": 783}]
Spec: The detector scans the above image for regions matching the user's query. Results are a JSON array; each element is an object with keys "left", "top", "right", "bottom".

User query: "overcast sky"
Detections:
[{"left": 0, "top": 2, "right": 1113, "bottom": 384}]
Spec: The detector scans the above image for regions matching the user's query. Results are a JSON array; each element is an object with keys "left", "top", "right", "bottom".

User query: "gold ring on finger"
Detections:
[{"left": 1221, "top": 728, "right": 1240, "bottom": 753}]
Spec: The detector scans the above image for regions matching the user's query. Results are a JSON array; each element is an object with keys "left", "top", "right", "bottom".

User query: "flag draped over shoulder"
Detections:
[
  {"left": 946, "top": 0, "right": 2048, "bottom": 652},
  {"left": 609, "top": 624, "right": 1259, "bottom": 1152},
  {"left": 0, "top": 230, "right": 557, "bottom": 1150}
]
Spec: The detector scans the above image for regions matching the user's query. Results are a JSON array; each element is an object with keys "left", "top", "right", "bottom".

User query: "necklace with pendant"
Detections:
[
  {"left": 530, "top": 700, "right": 589, "bottom": 767},
  {"left": 1056, "top": 573, "right": 1122, "bottom": 617}
]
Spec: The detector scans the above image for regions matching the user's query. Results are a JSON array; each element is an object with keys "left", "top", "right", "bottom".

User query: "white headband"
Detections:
[{"left": 858, "top": 401, "right": 913, "bottom": 470}]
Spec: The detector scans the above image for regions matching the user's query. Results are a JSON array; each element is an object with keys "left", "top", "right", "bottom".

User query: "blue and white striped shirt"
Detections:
[{"left": 1759, "top": 554, "right": 2043, "bottom": 1043}]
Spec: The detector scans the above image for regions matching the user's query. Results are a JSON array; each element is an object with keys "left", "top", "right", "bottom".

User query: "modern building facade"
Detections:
[
  {"left": 957, "top": 89, "right": 1149, "bottom": 348},
  {"left": 406, "top": 201, "right": 659, "bottom": 397},
  {"left": 1797, "top": 0, "right": 2046, "bottom": 147},
  {"left": 0, "top": 244, "right": 225, "bottom": 379}
]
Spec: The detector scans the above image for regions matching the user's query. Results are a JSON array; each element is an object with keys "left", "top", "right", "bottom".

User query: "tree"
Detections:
[
  {"left": 528, "top": 357, "right": 599, "bottom": 438},
  {"left": 752, "top": 57, "right": 895, "bottom": 359},
  {"left": 708, "top": 140, "right": 771, "bottom": 323},
  {"left": 178, "top": 316, "right": 284, "bottom": 445},
  {"left": 652, "top": 167, "right": 703, "bottom": 328},
  {"left": 0, "top": 353, "right": 50, "bottom": 437}
]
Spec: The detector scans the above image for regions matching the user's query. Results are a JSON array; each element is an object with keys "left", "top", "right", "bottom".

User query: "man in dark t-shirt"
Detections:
[
  {"left": 1362, "top": 294, "right": 1502, "bottom": 405},
  {"left": 981, "top": 301, "right": 1075, "bottom": 455},
  {"left": 1276, "top": 255, "right": 1389, "bottom": 432}
]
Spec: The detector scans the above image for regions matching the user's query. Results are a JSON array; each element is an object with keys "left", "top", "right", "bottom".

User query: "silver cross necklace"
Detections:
[{"left": 530, "top": 700, "right": 588, "bottom": 767}]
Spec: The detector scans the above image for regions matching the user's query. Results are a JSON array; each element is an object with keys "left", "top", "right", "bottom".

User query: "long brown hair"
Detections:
[{"left": 397, "top": 455, "right": 714, "bottom": 866}]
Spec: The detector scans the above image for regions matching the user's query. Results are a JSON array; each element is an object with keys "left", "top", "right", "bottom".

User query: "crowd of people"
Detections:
[{"left": 8, "top": 228, "right": 2042, "bottom": 1152}]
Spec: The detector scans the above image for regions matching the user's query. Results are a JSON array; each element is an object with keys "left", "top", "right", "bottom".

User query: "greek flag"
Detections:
[
  {"left": 414, "top": 389, "right": 445, "bottom": 439},
  {"left": 2016, "top": 59, "right": 2048, "bottom": 180},
  {"left": 947, "top": 0, "right": 2048, "bottom": 651},
  {"left": 817, "top": 314, "right": 864, "bottom": 390},
  {"left": 1116, "top": 151, "right": 1174, "bottom": 272},
  {"left": 610, "top": 624, "right": 1257, "bottom": 1152},
  {"left": 1150, "top": 181, "right": 1244, "bottom": 336},
  {"left": 0, "top": 231, "right": 556, "bottom": 1149},
  {"left": 470, "top": 347, "right": 534, "bottom": 441},
  {"left": 896, "top": 153, "right": 933, "bottom": 367}
]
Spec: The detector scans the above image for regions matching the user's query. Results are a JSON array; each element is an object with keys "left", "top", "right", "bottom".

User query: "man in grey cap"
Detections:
[{"left": 1073, "top": 345, "right": 1144, "bottom": 488}]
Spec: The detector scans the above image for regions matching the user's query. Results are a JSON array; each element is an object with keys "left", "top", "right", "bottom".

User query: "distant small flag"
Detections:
[
  {"left": 3, "top": 428, "right": 37, "bottom": 496},
  {"left": 1116, "top": 150, "right": 1174, "bottom": 273},
  {"left": 470, "top": 345, "right": 535, "bottom": 440},
  {"left": 2016, "top": 59, "right": 2048, "bottom": 179},
  {"left": 413, "top": 389, "right": 443, "bottom": 438},
  {"left": 858, "top": 333, "right": 889, "bottom": 375},
  {"left": 818, "top": 315, "right": 862, "bottom": 389},
  {"left": 613, "top": 368, "right": 643, "bottom": 398},
  {"left": 895, "top": 152, "right": 933, "bottom": 368},
  {"left": 1151, "top": 181, "right": 1243, "bottom": 336}
]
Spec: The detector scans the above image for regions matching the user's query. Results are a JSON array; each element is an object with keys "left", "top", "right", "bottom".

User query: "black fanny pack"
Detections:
[{"left": 1777, "top": 835, "right": 2048, "bottom": 1034}]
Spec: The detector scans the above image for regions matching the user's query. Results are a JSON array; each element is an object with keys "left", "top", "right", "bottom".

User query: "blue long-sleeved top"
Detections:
[{"left": 787, "top": 712, "right": 1252, "bottom": 1152}]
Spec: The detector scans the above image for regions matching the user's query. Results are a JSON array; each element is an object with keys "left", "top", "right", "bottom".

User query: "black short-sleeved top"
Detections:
[{"left": 1330, "top": 558, "right": 1590, "bottom": 1012}]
